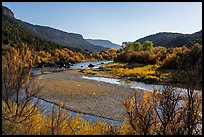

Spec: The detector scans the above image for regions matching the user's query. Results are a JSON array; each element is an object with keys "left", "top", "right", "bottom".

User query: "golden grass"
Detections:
[
  {"left": 79, "top": 68, "right": 97, "bottom": 75},
  {"left": 99, "top": 63, "right": 162, "bottom": 82}
]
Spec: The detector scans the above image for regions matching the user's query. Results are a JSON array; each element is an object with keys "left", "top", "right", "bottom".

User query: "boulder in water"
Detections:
[{"left": 88, "top": 64, "right": 95, "bottom": 68}]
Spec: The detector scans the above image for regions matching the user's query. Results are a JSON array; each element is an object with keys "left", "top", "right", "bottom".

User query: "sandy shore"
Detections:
[{"left": 37, "top": 70, "right": 144, "bottom": 121}]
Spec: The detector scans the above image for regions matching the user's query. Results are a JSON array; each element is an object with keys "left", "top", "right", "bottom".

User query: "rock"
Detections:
[
  {"left": 88, "top": 64, "right": 95, "bottom": 68},
  {"left": 65, "top": 65, "right": 70, "bottom": 68}
]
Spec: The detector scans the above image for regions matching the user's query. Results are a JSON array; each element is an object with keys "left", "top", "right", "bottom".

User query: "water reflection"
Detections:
[{"left": 82, "top": 75, "right": 164, "bottom": 91}]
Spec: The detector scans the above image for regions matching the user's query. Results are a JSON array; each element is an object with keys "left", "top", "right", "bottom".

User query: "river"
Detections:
[
  {"left": 32, "top": 60, "right": 173, "bottom": 93},
  {"left": 32, "top": 60, "right": 113, "bottom": 75},
  {"left": 30, "top": 60, "right": 201, "bottom": 126}
]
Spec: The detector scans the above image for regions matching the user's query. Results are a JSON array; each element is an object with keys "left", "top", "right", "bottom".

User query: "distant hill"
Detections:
[
  {"left": 2, "top": 6, "right": 108, "bottom": 52},
  {"left": 136, "top": 31, "right": 202, "bottom": 48},
  {"left": 2, "top": 15, "right": 78, "bottom": 52},
  {"left": 17, "top": 21, "right": 109, "bottom": 52},
  {"left": 86, "top": 39, "right": 121, "bottom": 49}
]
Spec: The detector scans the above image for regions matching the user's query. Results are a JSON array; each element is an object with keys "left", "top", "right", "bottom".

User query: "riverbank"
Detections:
[{"left": 36, "top": 69, "right": 144, "bottom": 121}]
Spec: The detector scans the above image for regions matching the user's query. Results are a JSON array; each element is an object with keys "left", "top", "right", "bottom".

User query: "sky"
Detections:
[{"left": 2, "top": 2, "right": 202, "bottom": 45}]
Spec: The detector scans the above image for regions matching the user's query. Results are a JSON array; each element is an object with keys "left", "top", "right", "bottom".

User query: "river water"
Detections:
[
  {"left": 32, "top": 60, "right": 113, "bottom": 75},
  {"left": 69, "top": 60, "right": 113, "bottom": 69},
  {"left": 18, "top": 88, "right": 122, "bottom": 126},
  {"left": 32, "top": 97, "right": 122, "bottom": 126},
  {"left": 81, "top": 75, "right": 201, "bottom": 96}
]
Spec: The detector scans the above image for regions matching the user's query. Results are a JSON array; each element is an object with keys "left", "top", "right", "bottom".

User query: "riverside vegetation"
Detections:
[
  {"left": 82, "top": 41, "right": 202, "bottom": 89},
  {"left": 2, "top": 41, "right": 202, "bottom": 135}
]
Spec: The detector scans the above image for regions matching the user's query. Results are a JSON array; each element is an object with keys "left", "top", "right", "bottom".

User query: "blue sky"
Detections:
[{"left": 2, "top": 2, "right": 202, "bottom": 45}]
